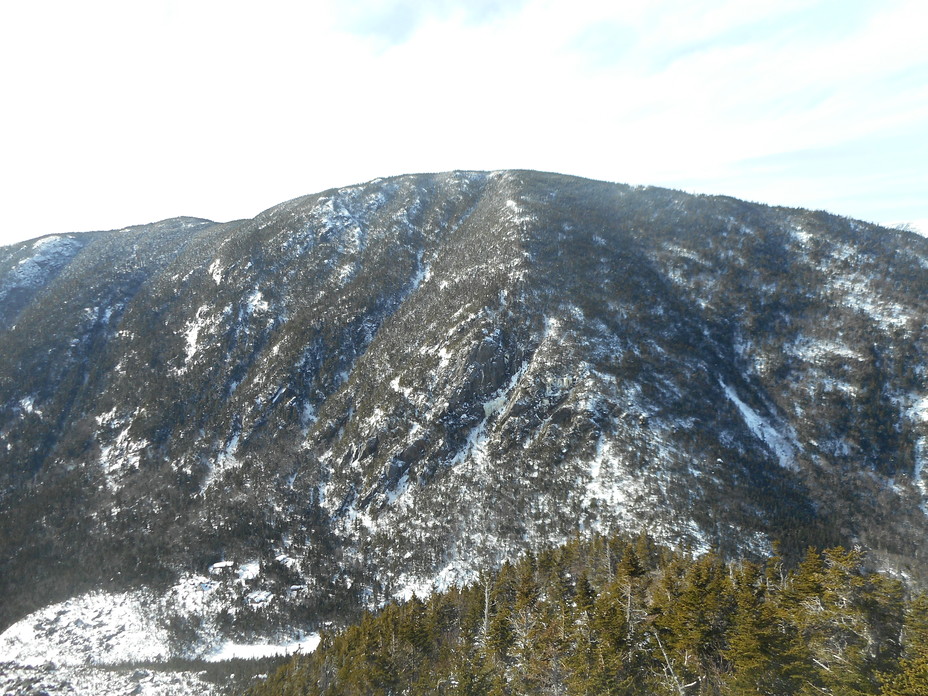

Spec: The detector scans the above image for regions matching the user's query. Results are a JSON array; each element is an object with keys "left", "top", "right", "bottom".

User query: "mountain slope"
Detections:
[{"left": 1, "top": 171, "right": 927, "bottom": 676}]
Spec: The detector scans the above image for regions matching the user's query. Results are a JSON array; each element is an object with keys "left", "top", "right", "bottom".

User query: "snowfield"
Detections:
[
  {"left": 0, "top": 578, "right": 320, "bottom": 696},
  {"left": 0, "top": 662, "right": 223, "bottom": 696}
]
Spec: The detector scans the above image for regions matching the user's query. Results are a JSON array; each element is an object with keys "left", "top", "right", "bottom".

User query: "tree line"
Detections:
[{"left": 246, "top": 531, "right": 928, "bottom": 696}]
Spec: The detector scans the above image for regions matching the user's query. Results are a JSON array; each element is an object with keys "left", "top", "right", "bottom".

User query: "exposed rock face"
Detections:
[{"left": 1, "top": 170, "right": 926, "bottom": 660}]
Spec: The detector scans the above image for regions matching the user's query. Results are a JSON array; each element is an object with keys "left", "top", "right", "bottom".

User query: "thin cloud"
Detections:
[{"left": 333, "top": 0, "right": 526, "bottom": 47}]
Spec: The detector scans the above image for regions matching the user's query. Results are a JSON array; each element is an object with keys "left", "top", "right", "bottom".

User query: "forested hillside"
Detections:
[{"left": 249, "top": 533, "right": 927, "bottom": 696}]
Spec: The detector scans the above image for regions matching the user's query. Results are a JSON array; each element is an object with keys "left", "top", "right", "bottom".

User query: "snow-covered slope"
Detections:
[
  {"left": 0, "top": 573, "right": 319, "bottom": 695},
  {"left": 0, "top": 575, "right": 318, "bottom": 666},
  {"left": 0, "top": 663, "right": 222, "bottom": 696}
]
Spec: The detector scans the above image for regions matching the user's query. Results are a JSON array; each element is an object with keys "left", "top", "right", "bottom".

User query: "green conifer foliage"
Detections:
[
  {"left": 880, "top": 594, "right": 928, "bottom": 696},
  {"left": 725, "top": 561, "right": 804, "bottom": 695},
  {"left": 244, "top": 534, "right": 922, "bottom": 696}
]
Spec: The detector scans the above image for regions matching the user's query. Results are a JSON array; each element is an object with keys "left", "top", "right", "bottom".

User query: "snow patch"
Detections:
[
  {"left": 208, "top": 561, "right": 235, "bottom": 575},
  {"left": 19, "top": 396, "right": 40, "bottom": 415},
  {"left": 482, "top": 389, "right": 509, "bottom": 419},
  {"left": 208, "top": 258, "right": 223, "bottom": 284},
  {"left": 791, "top": 226, "right": 813, "bottom": 245},
  {"left": 392, "top": 560, "right": 478, "bottom": 603},
  {"left": 435, "top": 345, "right": 453, "bottom": 371},
  {"left": 451, "top": 360, "right": 529, "bottom": 471},
  {"left": 391, "top": 375, "right": 415, "bottom": 401},
  {"left": 788, "top": 335, "right": 861, "bottom": 363},
  {"left": 246, "top": 290, "right": 269, "bottom": 314},
  {"left": 0, "top": 235, "right": 81, "bottom": 303},
  {"left": 0, "top": 663, "right": 222, "bottom": 696},
  {"left": 0, "top": 575, "right": 320, "bottom": 693},
  {"left": 202, "top": 430, "right": 242, "bottom": 489},
  {"left": 406, "top": 250, "right": 432, "bottom": 294},
  {"left": 909, "top": 395, "right": 928, "bottom": 513},
  {"left": 0, "top": 590, "right": 170, "bottom": 668},
  {"left": 384, "top": 471, "right": 412, "bottom": 508},
  {"left": 504, "top": 198, "right": 533, "bottom": 225},
  {"left": 98, "top": 419, "right": 149, "bottom": 488},
  {"left": 828, "top": 277, "right": 913, "bottom": 329},
  {"left": 238, "top": 560, "right": 261, "bottom": 581},
  {"left": 915, "top": 438, "right": 928, "bottom": 514},
  {"left": 720, "top": 380, "right": 798, "bottom": 470},
  {"left": 205, "top": 634, "right": 320, "bottom": 662},
  {"left": 246, "top": 590, "right": 274, "bottom": 605},
  {"left": 180, "top": 305, "right": 220, "bottom": 364},
  {"left": 581, "top": 436, "right": 651, "bottom": 523},
  {"left": 301, "top": 402, "right": 317, "bottom": 429}
]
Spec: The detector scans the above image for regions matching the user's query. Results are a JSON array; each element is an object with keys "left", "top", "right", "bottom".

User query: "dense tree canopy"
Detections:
[{"left": 247, "top": 533, "right": 922, "bottom": 696}]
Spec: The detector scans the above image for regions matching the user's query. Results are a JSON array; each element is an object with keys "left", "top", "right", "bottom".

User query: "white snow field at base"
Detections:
[
  {"left": 0, "top": 574, "right": 321, "bottom": 694},
  {"left": 0, "top": 589, "right": 170, "bottom": 667},
  {"left": 0, "top": 663, "right": 224, "bottom": 696}
]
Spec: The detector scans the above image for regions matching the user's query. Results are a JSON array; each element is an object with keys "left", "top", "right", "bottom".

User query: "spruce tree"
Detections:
[{"left": 880, "top": 594, "right": 928, "bottom": 696}]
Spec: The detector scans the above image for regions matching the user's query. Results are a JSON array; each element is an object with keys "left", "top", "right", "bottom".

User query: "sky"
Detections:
[{"left": 1, "top": 0, "right": 926, "bottom": 247}]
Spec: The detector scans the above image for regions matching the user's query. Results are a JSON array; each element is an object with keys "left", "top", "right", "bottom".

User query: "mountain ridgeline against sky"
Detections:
[{"left": 1, "top": 171, "right": 927, "bottom": 670}]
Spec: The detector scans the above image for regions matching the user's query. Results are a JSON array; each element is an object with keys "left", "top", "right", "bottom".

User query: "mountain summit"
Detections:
[{"left": 1, "top": 171, "right": 927, "bottom": 690}]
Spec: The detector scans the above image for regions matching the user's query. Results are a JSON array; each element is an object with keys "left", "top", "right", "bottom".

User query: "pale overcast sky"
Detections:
[{"left": 1, "top": 0, "right": 926, "bottom": 246}]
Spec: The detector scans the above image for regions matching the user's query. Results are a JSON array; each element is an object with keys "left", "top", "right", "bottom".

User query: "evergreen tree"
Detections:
[
  {"left": 653, "top": 551, "right": 733, "bottom": 689},
  {"left": 880, "top": 594, "right": 928, "bottom": 696},
  {"left": 244, "top": 535, "right": 925, "bottom": 696},
  {"left": 725, "top": 560, "right": 804, "bottom": 695}
]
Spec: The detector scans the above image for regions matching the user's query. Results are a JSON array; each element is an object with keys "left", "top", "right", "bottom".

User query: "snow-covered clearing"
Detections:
[
  {"left": 205, "top": 634, "right": 320, "bottom": 662},
  {"left": 0, "top": 574, "right": 321, "bottom": 695}
]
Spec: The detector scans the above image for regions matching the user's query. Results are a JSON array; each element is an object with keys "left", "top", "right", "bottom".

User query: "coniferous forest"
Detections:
[{"left": 247, "top": 533, "right": 928, "bottom": 696}]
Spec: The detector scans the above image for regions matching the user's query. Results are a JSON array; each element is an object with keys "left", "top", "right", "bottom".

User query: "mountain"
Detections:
[{"left": 1, "top": 170, "right": 927, "bottom": 692}]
